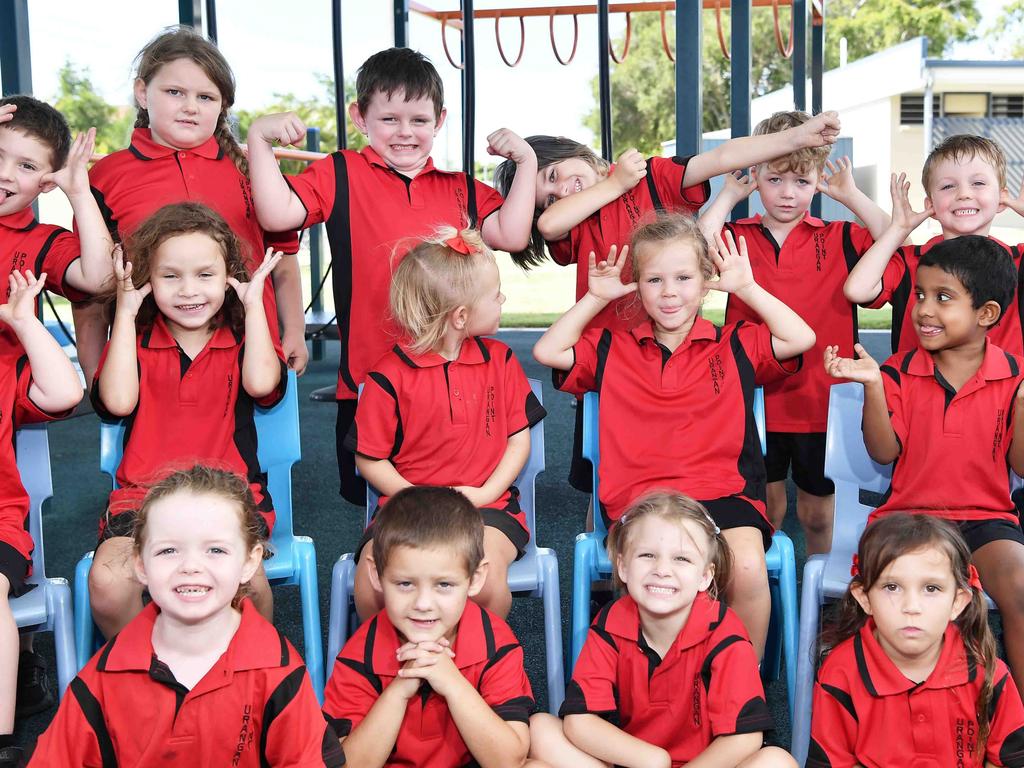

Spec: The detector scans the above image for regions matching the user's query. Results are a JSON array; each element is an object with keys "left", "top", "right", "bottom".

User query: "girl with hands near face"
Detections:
[{"left": 91, "top": 202, "right": 287, "bottom": 641}]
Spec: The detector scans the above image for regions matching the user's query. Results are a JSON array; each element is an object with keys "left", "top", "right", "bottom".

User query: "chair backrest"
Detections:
[
  {"left": 98, "top": 371, "right": 301, "bottom": 547},
  {"left": 582, "top": 386, "right": 767, "bottom": 540},
  {"left": 822, "top": 382, "right": 892, "bottom": 586},
  {"left": 365, "top": 379, "right": 545, "bottom": 555},
  {"left": 15, "top": 425, "right": 53, "bottom": 579}
]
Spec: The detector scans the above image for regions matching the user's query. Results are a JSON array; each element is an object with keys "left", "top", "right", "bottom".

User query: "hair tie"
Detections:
[
  {"left": 703, "top": 509, "right": 721, "bottom": 535},
  {"left": 968, "top": 563, "right": 983, "bottom": 591},
  {"left": 850, "top": 553, "right": 861, "bottom": 579},
  {"left": 445, "top": 235, "right": 473, "bottom": 255}
]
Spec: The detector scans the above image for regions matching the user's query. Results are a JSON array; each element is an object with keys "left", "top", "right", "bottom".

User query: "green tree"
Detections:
[
  {"left": 52, "top": 61, "right": 133, "bottom": 154},
  {"left": 986, "top": 0, "right": 1024, "bottom": 58}
]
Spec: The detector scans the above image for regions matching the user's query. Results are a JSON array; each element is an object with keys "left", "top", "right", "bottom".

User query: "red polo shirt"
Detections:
[
  {"left": 867, "top": 235, "right": 1024, "bottom": 355},
  {"left": 809, "top": 621, "right": 1024, "bottom": 768},
  {"left": 347, "top": 337, "right": 545, "bottom": 532},
  {"left": 323, "top": 600, "right": 534, "bottom": 768},
  {"left": 284, "top": 146, "right": 504, "bottom": 399},
  {"left": 556, "top": 318, "right": 796, "bottom": 525},
  {"left": 562, "top": 593, "right": 773, "bottom": 766},
  {"left": 870, "top": 342, "right": 1024, "bottom": 525},
  {"left": 0, "top": 207, "right": 87, "bottom": 353},
  {"left": 91, "top": 315, "right": 286, "bottom": 535},
  {"left": 29, "top": 599, "right": 344, "bottom": 767},
  {"left": 546, "top": 155, "right": 710, "bottom": 333},
  {"left": 0, "top": 353, "right": 73, "bottom": 572},
  {"left": 725, "top": 214, "right": 873, "bottom": 432},
  {"left": 88, "top": 128, "right": 299, "bottom": 341}
]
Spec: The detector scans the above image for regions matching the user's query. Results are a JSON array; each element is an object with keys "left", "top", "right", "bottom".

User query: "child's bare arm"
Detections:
[
  {"left": 533, "top": 245, "right": 636, "bottom": 370},
  {"left": 698, "top": 171, "right": 755, "bottom": 247},
  {"left": 480, "top": 129, "right": 537, "bottom": 253},
  {"left": 247, "top": 112, "right": 309, "bottom": 232},
  {"left": 229, "top": 248, "right": 284, "bottom": 398},
  {"left": 537, "top": 149, "right": 647, "bottom": 241},
  {"left": 1008, "top": 383, "right": 1024, "bottom": 476},
  {"left": 711, "top": 231, "right": 815, "bottom": 359},
  {"left": 563, "top": 713, "right": 672, "bottom": 768},
  {"left": 354, "top": 455, "right": 413, "bottom": 497},
  {"left": 1001, "top": 176, "right": 1024, "bottom": 219},
  {"left": 824, "top": 344, "right": 900, "bottom": 464},
  {"left": 681, "top": 732, "right": 766, "bottom": 768},
  {"left": 844, "top": 173, "right": 933, "bottom": 303},
  {"left": 683, "top": 111, "right": 840, "bottom": 186},
  {"left": 339, "top": 674, "right": 422, "bottom": 768},
  {"left": 99, "top": 248, "right": 148, "bottom": 417},
  {"left": 454, "top": 428, "right": 529, "bottom": 508},
  {"left": 0, "top": 272, "right": 81, "bottom": 412},
  {"left": 816, "top": 157, "right": 892, "bottom": 239},
  {"left": 51, "top": 129, "right": 114, "bottom": 293},
  {"left": 269, "top": 254, "right": 308, "bottom": 375}
]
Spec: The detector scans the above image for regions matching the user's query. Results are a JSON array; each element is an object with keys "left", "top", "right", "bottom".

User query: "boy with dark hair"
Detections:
[
  {"left": 323, "top": 486, "right": 541, "bottom": 768},
  {"left": 826, "top": 235, "right": 1024, "bottom": 698},
  {"left": 247, "top": 48, "right": 538, "bottom": 507},
  {"left": 700, "top": 110, "right": 891, "bottom": 556}
]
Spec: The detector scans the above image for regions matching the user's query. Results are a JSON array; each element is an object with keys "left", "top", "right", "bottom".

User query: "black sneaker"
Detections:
[
  {"left": 15, "top": 650, "right": 54, "bottom": 719},
  {"left": 0, "top": 745, "right": 24, "bottom": 768}
]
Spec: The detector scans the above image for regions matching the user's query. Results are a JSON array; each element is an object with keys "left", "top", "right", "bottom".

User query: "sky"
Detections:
[{"left": 7, "top": 0, "right": 1016, "bottom": 171}]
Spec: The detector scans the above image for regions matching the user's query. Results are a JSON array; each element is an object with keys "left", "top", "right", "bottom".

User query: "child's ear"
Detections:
[
  {"left": 467, "top": 559, "right": 489, "bottom": 598},
  {"left": 434, "top": 107, "right": 447, "bottom": 135},
  {"left": 132, "top": 551, "right": 149, "bottom": 589},
  {"left": 950, "top": 586, "right": 973, "bottom": 622},
  {"left": 851, "top": 582, "right": 872, "bottom": 616},
  {"left": 450, "top": 305, "right": 469, "bottom": 331},
  {"left": 923, "top": 195, "right": 935, "bottom": 217},
  {"left": 38, "top": 176, "right": 58, "bottom": 194},
  {"left": 241, "top": 544, "right": 264, "bottom": 584},
  {"left": 699, "top": 563, "right": 715, "bottom": 593},
  {"left": 978, "top": 300, "right": 1002, "bottom": 329},
  {"left": 133, "top": 78, "right": 148, "bottom": 110},
  {"left": 366, "top": 555, "right": 383, "bottom": 594},
  {"left": 348, "top": 102, "right": 368, "bottom": 136},
  {"left": 615, "top": 554, "right": 628, "bottom": 588}
]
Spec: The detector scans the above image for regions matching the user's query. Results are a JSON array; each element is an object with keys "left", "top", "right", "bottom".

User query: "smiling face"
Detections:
[
  {"left": 925, "top": 155, "right": 1005, "bottom": 237},
  {"left": 535, "top": 157, "right": 604, "bottom": 210},
  {"left": 0, "top": 127, "right": 55, "bottom": 217},
  {"left": 349, "top": 89, "right": 444, "bottom": 177},
  {"left": 148, "top": 231, "right": 229, "bottom": 338},
  {"left": 755, "top": 162, "right": 819, "bottom": 227},
  {"left": 912, "top": 263, "right": 996, "bottom": 352},
  {"left": 134, "top": 57, "right": 223, "bottom": 150},
  {"left": 134, "top": 490, "right": 263, "bottom": 627},
  {"left": 636, "top": 239, "right": 710, "bottom": 339}
]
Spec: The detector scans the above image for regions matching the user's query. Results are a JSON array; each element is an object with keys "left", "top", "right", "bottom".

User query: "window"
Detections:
[
  {"left": 991, "top": 94, "right": 1024, "bottom": 118},
  {"left": 900, "top": 93, "right": 941, "bottom": 125},
  {"left": 942, "top": 92, "right": 989, "bottom": 118}
]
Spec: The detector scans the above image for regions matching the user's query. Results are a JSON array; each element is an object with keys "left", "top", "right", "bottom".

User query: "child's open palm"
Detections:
[
  {"left": 824, "top": 343, "right": 881, "bottom": 384},
  {"left": 113, "top": 246, "right": 152, "bottom": 318},
  {"left": 817, "top": 156, "right": 856, "bottom": 200},
  {"left": 710, "top": 231, "right": 755, "bottom": 294},
  {"left": 890, "top": 172, "right": 933, "bottom": 232},
  {"left": 0, "top": 270, "right": 46, "bottom": 328},
  {"left": 1001, "top": 175, "right": 1024, "bottom": 218},
  {"left": 228, "top": 248, "right": 283, "bottom": 309},
  {"left": 41, "top": 128, "right": 96, "bottom": 198},
  {"left": 586, "top": 245, "right": 637, "bottom": 302}
]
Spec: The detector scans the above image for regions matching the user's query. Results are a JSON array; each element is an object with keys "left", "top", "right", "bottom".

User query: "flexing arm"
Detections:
[
  {"left": 480, "top": 129, "right": 538, "bottom": 252},
  {"left": 229, "top": 249, "right": 284, "bottom": 399},
  {"left": 98, "top": 249, "right": 147, "bottom": 416},
  {"left": 269, "top": 253, "right": 309, "bottom": 374},
  {"left": 816, "top": 157, "right": 891, "bottom": 239},
  {"left": 454, "top": 429, "right": 529, "bottom": 507},
  {"left": 247, "top": 112, "right": 309, "bottom": 231},
  {"left": 824, "top": 344, "right": 900, "bottom": 464},
  {"left": 563, "top": 714, "right": 672, "bottom": 768}
]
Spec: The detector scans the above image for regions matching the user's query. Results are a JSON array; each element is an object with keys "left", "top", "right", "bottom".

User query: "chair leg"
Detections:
[
  {"left": 538, "top": 551, "right": 565, "bottom": 714},
  {"left": 295, "top": 539, "right": 325, "bottom": 705},
  {"left": 570, "top": 536, "right": 597, "bottom": 671},
  {"left": 793, "top": 556, "right": 826, "bottom": 767},
  {"left": 47, "top": 580, "right": 77, "bottom": 697},
  {"left": 763, "top": 576, "right": 783, "bottom": 683},
  {"left": 775, "top": 532, "right": 800, "bottom": 719},
  {"left": 73, "top": 554, "right": 95, "bottom": 670},
  {"left": 328, "top": 556, "right": 356, "bottom": 674}
]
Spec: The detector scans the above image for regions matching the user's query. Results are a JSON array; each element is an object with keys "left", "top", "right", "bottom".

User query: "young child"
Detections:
[
  {"left": 0, "top": 271, "right": 82, "bottom": 768},
  {"left": 89, "top": 202, "right": 285, "bottom": 640},
  {"left": 323, "top": 485, "right": 541, "bottom": 768},
  {"left": 699, "top": 110, "right": 892, "bottom": 556},
  {"left": 349, "top": 227, "right": 545, "bottom": 620},
  {"left": 79, "top": 25, "right": 303, "bottom": 383},
  {"left": 0, "top": 96, "right": 112, "bottom": 354},
  {"left": 530, "top": 490, "right": 793, "bottom": 768},
  {"left": 825, "top": 236, "right": 1024, "bottom": 698},
  {"left": 247, "top": 46, "right": 538, "bottom": 507},
  {"left": 845, "top": 134, "right": 1024, "bottom": 355},
  {"left": 29, "top": 465, "right": 344, "bottom": 767},
  {"left": 810, "top": 513, "right": 1024, "bottom": 767},
  {"left": 534, "top": 213, "right": 816, "bottom": 655}
]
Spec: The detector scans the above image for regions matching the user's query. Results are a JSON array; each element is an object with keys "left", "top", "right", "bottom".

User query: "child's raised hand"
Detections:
[
  {"left": 112, "top": 246, "right": 152, "bottom": 318},
  {"left": 0, "top": 102, "right": 15, "bottom": 125},
  {"left": 227, "top": 247, "right": 283, "bottom": 309},
  {"left": 485, "top": 128, "right": 535, "bottom": 165},
  {"left": 817, "top": 156, "right": 857, "bottom": 201},
  {"left": 722, "top": 169, "right": 756, "bottom": 202},
  {"left": 41, "top": 128, "right": 96, "bottom": 198},
  {"left": 824, "top": 343, "right": 881, "bottom": 384},
  {"left": 0, "top": 270, "right": 46, "bottom": 329},
  {"left": 710, "top": 231, "right": 756, "bottom": 295},
  {"left": 1001, "top": 175, "right": 1024, "bottom": 218},
  {"left": 610, "top": 148, "right": 647, "bottom": 193},
  {"left": 249, "top": 112, "right": 306, "bottom": 148},
  {"left": 795, "top": 110, "right": 840, "bottom": 148},
  {"left": 586, "top": 244, "right": 637, "bottom": 302},
  {"left": 889, "top": 172, "right": 933, "bottom": 233}
]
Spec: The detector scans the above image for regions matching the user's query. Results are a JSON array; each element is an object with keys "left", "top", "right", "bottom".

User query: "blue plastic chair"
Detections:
[
  {"left": 72, "top": 371, "right": 326, "bottom": 701},
  {"left": 569, "top": 387, "right": 800, "bottom": 717},
  {"left": 12, "top": 425, "right": 77, "bottom": 696},
  {"left": 326, "top": 379, "right": 566, "bottom": 713}
]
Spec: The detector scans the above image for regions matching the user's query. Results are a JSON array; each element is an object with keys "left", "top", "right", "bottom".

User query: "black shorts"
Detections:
[
  {"left": 955, "top": 518, "right": 1024, "bottom": 553},
  {"left": 568, "top": 403, "right": 593, "bottom": 493},
  {"left": 337, "top": 400, "right": 367, "bottom": 506},
  {"left": 765, "top": 431, "right": 835, "bottom": 497},
  {"left": 701, "top": 496, "right": 774, "bottom": 553},
  {"left": 97, "top": 508, "right": 138, "bottom": 545},
  {"left": 0, "top": 541, "right": 31, "bottom": 598}
]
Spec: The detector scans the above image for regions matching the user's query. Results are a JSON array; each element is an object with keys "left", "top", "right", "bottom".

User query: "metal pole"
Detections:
[
  {"left": 793, "top": 0, "right": 807, "bottom": 111},
  {"left": 306, "top": 127, "right": 325, "bottom": 362},
  {"left": 461, "top": 0, "right": 476, "bottom": 174},
  {"left": 332, "top": 0, "right": 346, "bottom": 150},
  {"left": 597, "top": 0, "right": 613, "bottom": 161},
  {"left": 0, "top": 0, "right": 32, "bottom": 96},
  {"left": 675, "top": 0, "right": 702, "bottom": 157},
  {"left": 205, "top": 0, "right": 218, "bottom": 42},
  {"left": 811, "top": 4, "right": 824, "bottom": 216},
  {"left": 394, "top": 0, "right": 409, "bottom": 47},
  {"left": 731, "top": 0, "right": 752, "bottom": 218},
  {"left": 178, "top": 0, "right": 202, "bottom": 28}
]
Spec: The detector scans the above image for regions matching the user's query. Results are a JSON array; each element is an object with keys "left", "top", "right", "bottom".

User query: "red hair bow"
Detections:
[
  {"left": 446, "top": 235, "right": 473, "bottom": 255},
  {"left": 967, "top": 563, "right": 983, "bottom": 591},
  {"left": 850, "top": 554, "right": 860, "bottom": 579}
]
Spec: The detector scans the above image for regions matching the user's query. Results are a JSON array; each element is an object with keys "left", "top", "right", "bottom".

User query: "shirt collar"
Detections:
[
  {"left": 854, "top": 620, "right": 972, "bottom": 697},
  {"left": 360, "top": 145, "right": 437, "bottom": 175},
  {"left": 629, "top": 317, "right": 719, "bottom": 350},
  {"left": 0, "top": 207, "right": 37, "bottom": 232},
  {"left": 393, "top": 337, "right": 491, "bottom": 369},
  {"left": 98, "top": 599, "right": 288, "bottom": 675},
  {"left": 901, "top": 340, "right": 1019, "bottom": 382},
  {"left": 129, "top": 127, "right": 223, "bottom": 161},
  {"left": 602, "top": 592, "right": 726, "bottom": 654},
  {"left": 733, "top": 211, "right": 826, "bottom": 229},
  {"left": 141, "top": 314, "right": 240, "bottom": 350},
  {"left": 369, "top": 601, "right": 494, "bottom": 675}
]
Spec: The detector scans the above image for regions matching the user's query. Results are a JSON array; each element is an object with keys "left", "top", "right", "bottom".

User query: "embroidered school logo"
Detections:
[
  {"left": 954, "top": 717, "right": 977, "bottom": 768},
  {"left": 232, "top": 704, "right": 254, "bottom": 765},
  {"left": 994, "top": 408, "right": 1006, "bottom": 461},
  {"left": 623, "top": 190, "right": 642, "bottom": 226},
  {"left": 691, "top": 674, "right": 702, "bottom": 726},
  {"left": 485, "top": 385, "right": 496, "bottom": 437},
  {"left": 455, "top": 186, "right": 468, "bottom": 223},
  {"left": 224, "top": 373, "right": 234, "bottom": 417},
  {"left": 814, "top": 231, "right": 827, "bottom": 272},
  {"left": 707, "top": 353, "right": 725, "bottom": 394},
  {"left": 238, "top": 178, "right": 254, "bottom": 220}
]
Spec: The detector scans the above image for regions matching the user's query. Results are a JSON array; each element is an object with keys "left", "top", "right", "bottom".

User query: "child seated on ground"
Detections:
[
  {"left": 323, "top": 486, "right": 544, "bottom": 768},
  {"left": 825, "top": 235, "right": 1024, "bottom": 699},
  {"left": 811, "top": 514, "right": 1024, "bottom": 768},
  {"left": 30, "top": 466, "right": 342, "bottom": 766},
  {"left": 533, "top": 213, "right": 815, "bottom": 656},
  {"left": 349, "top": 227, "right": 545, "bottom": 621},
  {"left": 0, "top": 271, "right": 83, "bottom": 768},
  {"left": 530, "top": 490, "right": 794, "bottom": 768}
]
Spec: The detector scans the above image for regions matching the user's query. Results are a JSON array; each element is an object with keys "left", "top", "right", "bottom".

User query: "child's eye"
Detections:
[
  {"left": 156, "top": 547, "right": 176, "bottom": 556},
  {"left": 198, "top": 94, "right": 216, "bottom": 102},
  {"left": 208, "top": 547, "right": 227, "bottom": 555},
  {"left": 938, "top": 293, "right": 951, "bottom": 302},
  {"left": 647, "top": 277, "right": 661, "bottom": 284},
  {"left": 437, "top": 581, "right": 454, "bottom": 590},
  {"left": 973, "top": 179, "right": 986, "bottom": 186},
  {"left": 941, "top": 183, "right": 955, "bottom": 191},
  {"left": 637, "top": 552, "right": 654, "bottom": 559},
  {"left": 925, "top": 584, "right": 942, "bottom": 593},
  {"left": 395, "top": 580, "right": 412, "bottom": 589},
  {"left": 914, "top": 290, "right": 924, "bottom": 301},
  {"left": 166, "top": 89, "right": 181, "bottom": 97},
  {"left": 677, "top": 275, "right": 691, "bottom": 282},
  {"left": 548, "top": 168, "right": 556, "bottom": 183},
  {"left": 200, "top": 272, "right": 213, "bottom": 278},
  {"left": 674, "top": 555, "right": 692, "bottom": 563},
  {"left": 18, "top": 162, "right": 37, "bottom": 172},
  {"left": 882, "top": 583, "right": 899, "bottom": 592}
]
